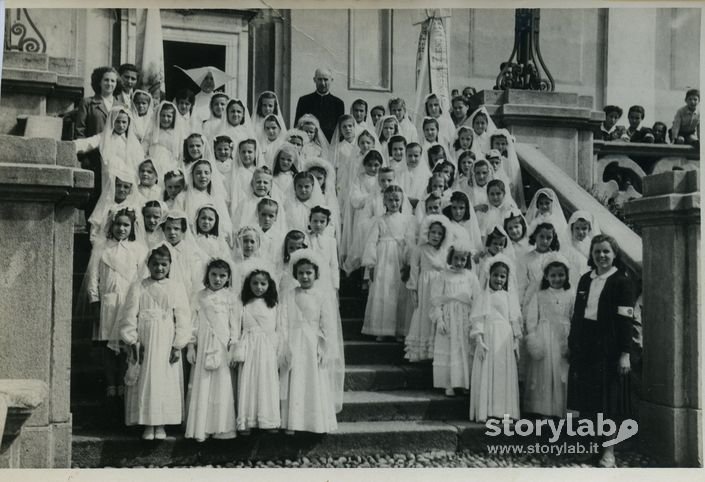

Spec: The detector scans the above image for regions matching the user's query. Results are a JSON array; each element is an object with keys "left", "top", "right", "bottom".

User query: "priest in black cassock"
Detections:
[{"left": 294, "top": 68, "right": 345, "bottom": 143}]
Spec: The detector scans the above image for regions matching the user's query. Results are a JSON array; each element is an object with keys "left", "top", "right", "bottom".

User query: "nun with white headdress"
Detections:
[{"left": 175, "top": 65, "right": 235, "bottom": 130}]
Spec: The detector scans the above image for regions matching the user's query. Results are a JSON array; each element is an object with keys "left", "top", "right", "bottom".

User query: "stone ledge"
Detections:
[
  {"left": 642, "top": 170, "right": 700, "bottom": 196},
  {"left": 0, "top": 163, "right": 93, "bottom": 204},
  {"left": 1, "top": 67, "right": 84, "bottom": 99},
  {"left": 623, "top": 192, "right": 700, "bottom": 218},
  {"left": 3, "top": 52, "right": 50, "bottom": 71},
  {"left": 0, "top": 134, "right": 79, "bottom": 167},
  {"left": 503, "top": 89, "right": 580, "bottom": 106},
  {"left": 0, "top": 380, "right": 48, "bottom": 410},
  {"left": 0, "top": 135, "right": 57, "bottom": 165},
  {"left": 498, "top": 104, "right": 599, "bottom": 129},
  {"left": 594, "top": 140, "right": 700, "bottom": 161}
]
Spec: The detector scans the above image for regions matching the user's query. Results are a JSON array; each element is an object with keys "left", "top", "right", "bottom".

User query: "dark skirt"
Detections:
[{"left": 567, "top": 317, "right": 631, "bottom": 421}]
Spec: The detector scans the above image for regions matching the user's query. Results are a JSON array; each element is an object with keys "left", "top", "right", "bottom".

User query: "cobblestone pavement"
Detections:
[{"left": 102, "top": 449, "right": 660, "bottom": 469}]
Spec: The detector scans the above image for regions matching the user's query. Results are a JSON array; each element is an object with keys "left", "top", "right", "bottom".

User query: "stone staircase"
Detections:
[{"left": 69, "top": 231, "right": 487, "bottom": 467}]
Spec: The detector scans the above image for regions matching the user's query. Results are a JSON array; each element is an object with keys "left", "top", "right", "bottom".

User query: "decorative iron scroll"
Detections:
[
  {"left": 495, "top": 9, "right": 554, "bottom": 92},
  {"left": 5, "top": 9, "right": 47, "bottom": 54}
]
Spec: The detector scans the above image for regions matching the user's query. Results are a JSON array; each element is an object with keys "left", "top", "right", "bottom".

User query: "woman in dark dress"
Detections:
[
  {"left": 567, "top": 234, "right": 635, "bottom": 467},
  {"left": 75, "top": 66, "right": 122, "bottom": 219}
]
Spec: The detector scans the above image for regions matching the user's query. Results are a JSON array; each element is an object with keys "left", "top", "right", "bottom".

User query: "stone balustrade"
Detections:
[{"left": 590, "top": 140, "right": 699, "bottom": 226}]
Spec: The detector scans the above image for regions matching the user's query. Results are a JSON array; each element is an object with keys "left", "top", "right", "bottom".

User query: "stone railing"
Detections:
[
  {"left": 516, "top": 142, "right": 642, "bottom": 278},
  {"left": 590, "top": 140, "right": 699, "bottom": 225}
]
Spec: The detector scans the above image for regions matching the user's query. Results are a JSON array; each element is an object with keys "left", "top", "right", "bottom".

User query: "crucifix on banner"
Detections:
[{"left": 412, "top": 9, "right": 452, "bottom": 126}]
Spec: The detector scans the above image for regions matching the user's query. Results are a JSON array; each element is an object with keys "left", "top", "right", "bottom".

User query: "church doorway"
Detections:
[{"left": 163, "top": 40, "right": 226, "bottom": 100}]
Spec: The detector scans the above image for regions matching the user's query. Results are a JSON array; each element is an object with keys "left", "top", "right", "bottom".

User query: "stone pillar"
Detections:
[
  {"left": 472, "top": 89, "right": 603, "bottom": 190},
  {"left": 623, "top": 170, "right": 701, "bottom": 467},
  {"left": 0, "top": 135, "right": 92, "bottom": 467}
]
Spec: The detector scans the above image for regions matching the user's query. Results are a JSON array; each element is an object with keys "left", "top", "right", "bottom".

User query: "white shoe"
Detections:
[
  {"left": 142, "top": 426, "right": 154, "bottom": 440},
  {"left": 154, "top": 426, "right": 166, "bottom": 440}
]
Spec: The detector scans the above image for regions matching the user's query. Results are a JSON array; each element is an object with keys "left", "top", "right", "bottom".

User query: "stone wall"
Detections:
[{"left": 0, "top": 135, "right": 92, "bottom": 467}]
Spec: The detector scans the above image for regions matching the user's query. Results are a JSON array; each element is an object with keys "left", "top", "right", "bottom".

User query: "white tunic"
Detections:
[
  {"left": 185, "top": 288, "right": 237, "bottom": 439},
  {"left": 119, "top": 277, "right": 191, "bottom": 426}
]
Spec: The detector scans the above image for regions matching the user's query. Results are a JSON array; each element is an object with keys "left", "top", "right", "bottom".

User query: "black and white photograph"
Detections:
[{"left": 0, "top": 2, "right": 701, "bottom": 478}]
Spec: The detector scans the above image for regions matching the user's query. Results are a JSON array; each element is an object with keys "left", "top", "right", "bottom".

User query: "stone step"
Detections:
[
  {"left": 344, "top": 340, "right": 406, "bottom": 365},
  {"left": 72, "top": 316, "right": 365, "bottom": 343},
  {"left": 72, "top": 360, "right": 434, "bottom": 398},
  {"left": 338, "top": 390, "right": 468, "bottom": 422},
  {"left": 339, "top": 296, "right": 366, "bottom": 319},
  {"left": 341, "top": 317, "right": 364, "bottom": 339},
  {"left": 344, "top": 364, "right": 432, "bottom": 391},
  {"left": 71, "top": 325, "right": 397, "bottom": 368},
  {"left": 72, "top": 388, "right": 465, "bottom": 431},
  {"left": 72, "top": 421, "right": 483, "bottom": 467}
]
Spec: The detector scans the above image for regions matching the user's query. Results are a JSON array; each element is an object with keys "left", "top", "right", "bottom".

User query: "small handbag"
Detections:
[
  {"left": 124, "top": 344, "right": 141, "bottom": 386},
  {"left": 525, "top": 331, "right": 546, "bottom": 360},
  {"left": 203, "top": 331, "right": 223, "bottom": 371}
]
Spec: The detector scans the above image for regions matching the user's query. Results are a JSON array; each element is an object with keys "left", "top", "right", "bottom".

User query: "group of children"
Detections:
[
  {"left": 598, "top": 88, "right": 699, "bottom": 147},
  {"left": 79, "top": 69, "right": 610, "bottom": 441}
]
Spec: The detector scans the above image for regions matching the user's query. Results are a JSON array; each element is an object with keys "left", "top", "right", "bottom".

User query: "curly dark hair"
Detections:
[
  {"left": 528, "top": 222, "right": 561, "bottom": 251},
  {"left": 241, "top": 270, "right": 278, "bottom": 307},
  {"left": 90, "top": 66, "right": 118, "bottom": 96}
]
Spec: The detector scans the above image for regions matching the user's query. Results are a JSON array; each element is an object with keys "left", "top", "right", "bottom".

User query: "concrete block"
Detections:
[
  {"left": 3, "top": 52, "right": 50, "bottom": 71},
  {"left": 48, "top": 57, "right": 77, "bottom": 75},
  {"left": 577, "top": 94, "right": 594, "bottom": 109},
  {"left": 639, "top": 400, "right": 702, "bottom": 467},
  {"left": 500, "top": 104, "right": 593, "bottom": 122},
  {"left": 73, "top": 169, "right": 95, "bottom": 190},
  {"left": 50, "top": 208, "right": 73, "bottom": 425},
  {"left": 0, "top": 135, "right": 57, "bottom": 165},
  {"left": 642, "top": 170, "right": 696, "bottom": 196},
  {"left": 23, "top": 116, "right": 63, "bottom": 140},
  {"left": 19, "top": 426, "right": 51, "bottom": 468},
  {"left": 470, "top": 89, "right": 504, "bottom": 107},
  {"left": 0, "top": 203, "right": 54, "bottom": 427},
  {"left": 338, "top": 390, "right": 467, "bottom": 422},
  {"left": 685, "top": 168, "right": 699, "bottom": 192},
  {"left": 0, "top": 163, "right": 74, "bottom": 188},
  {"left": 0, "top": 438, "right": 21, "bottom": 468},
  {"left": 0, "top": 94, "right": 45, "bottom": 135},
  {"left": 51, "top": 420, "right": 72, "bottom": 468},
  {"left": 1, "top": 67, "right": 57, "bottom": 87},
  {"left": 504, "top": 89, "right": 579, "bottom": 106},
  {"left": 510, "top": 125, "right": 578, "bottom": 179},
  {"left": 0, "top": 380, "right": 48, "bottom": 410},
  {"left": 56, "top": 141, "right": 78, "bottom": 168}
]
